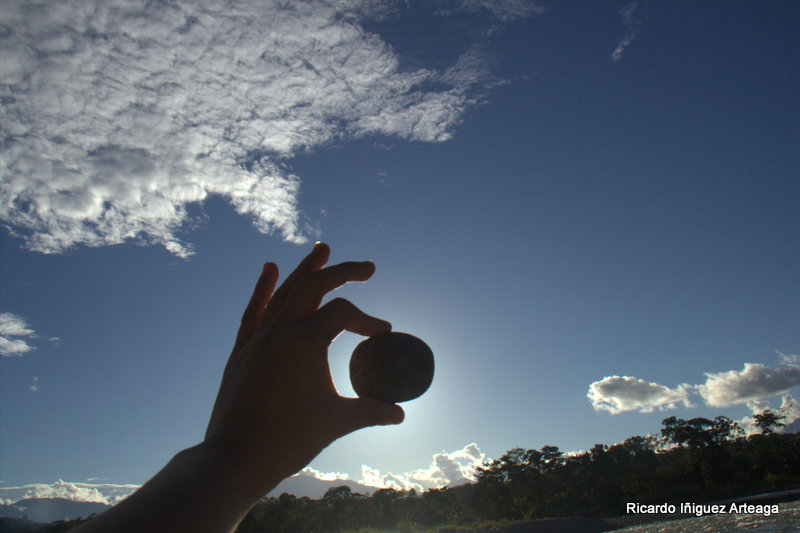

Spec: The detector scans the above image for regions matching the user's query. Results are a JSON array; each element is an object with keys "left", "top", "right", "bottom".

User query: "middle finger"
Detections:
[{"left": 257, "top": 242, "right": 330, "bottom": 330}]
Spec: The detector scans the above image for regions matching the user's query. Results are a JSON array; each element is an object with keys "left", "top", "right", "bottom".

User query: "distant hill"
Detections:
[
  {"left": 0, "top": 498, "right": 109, "bottom": 523},
  {"left": 268, "top": 471, "right": 376, "bottom": 499}
]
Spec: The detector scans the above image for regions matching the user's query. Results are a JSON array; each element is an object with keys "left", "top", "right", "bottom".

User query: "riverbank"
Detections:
[{"left": 461, "top": 488, "right": 800, "bottom": 532}]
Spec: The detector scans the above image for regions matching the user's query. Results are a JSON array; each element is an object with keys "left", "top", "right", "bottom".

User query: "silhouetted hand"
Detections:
[
  {"left": 75, "top": 243, "right": 403, "bottom": 532},
  {"left": 204, "top": 242, "right": 404, "bottom": 500}
]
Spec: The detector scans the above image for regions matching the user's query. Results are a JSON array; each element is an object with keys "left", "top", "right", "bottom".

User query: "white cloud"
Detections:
[
  {"left": 298, "top": 466, "right": 350, "bottom": 483},
  {"left": 696, "top": 362, "right": 800, "bottom": 408},
  {"left": 270, "top": 467, "right": 369, "bottom": 499},
  {"left": 0, "top": 312, "right": 37, "bottom": 357},
  {"left": 0, "top": 480, "right": 138, "bottom": 506},
  {"left": 272, "top": 443, "right": 487, "bottom": 497},
  {"left": 590, "top": 351, "right": 800, "bottom": 418},
  {"left": 0, "top": 0, "right": 525, "bottom": 257},
  {"left": 357, "top": 442, "right": 486, "bottom": 491},
  {"left": 2, "top": 444, "right": 530, "bottom": 503},
  {"left": 779, "top": 393, "right": 800, "bottom": 424},
  {"left": 736, "top": 393, "right": 800, "bottom": 436},
  {"left": 588, "top": 375, "right": 694, "bottom": 414},
  {"left": 29, "top": 376, "right": 39, "bottom": 392},
  {"left": 611, "top": 1, "right": 648, "bottom": 62},
  {"left": 360, "top": 464, "right": 418, "bottom": 491}
]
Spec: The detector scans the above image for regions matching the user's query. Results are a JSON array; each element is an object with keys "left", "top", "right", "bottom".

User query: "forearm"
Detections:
[{"left": 74, "top": 442, "right": 278, "bottom": 533}]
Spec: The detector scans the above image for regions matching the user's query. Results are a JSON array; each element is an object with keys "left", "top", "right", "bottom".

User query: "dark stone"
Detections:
[{"left": 349, "top": 332, "right": 434, "bottom": 403}]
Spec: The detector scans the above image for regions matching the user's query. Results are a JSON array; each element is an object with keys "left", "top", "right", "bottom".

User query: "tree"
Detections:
[
  {"left": 321, "top": 485, "right": 365, "bottom": 530},
  {"left": 476, "top": 447, "right": 544, "bottom": 483},
  {"left": 540, "top": 445, "right": 563, "bottom": 471},
  {"left": 661, "top": 416, "right": 721, "bottom": 448},
  {"left": 710, "top": 416, "right": 743, "bottom": 444},
  {"left": 754, "top": 410, "right": 786, "bottom": 434},
  {"left": 323, "top": 485, "right": 354, "bottom": 503},
  {"left": 589, "top": 443, "right": 608, "bottom": 462},
  {"left": 370, "top": 488, "right": 400, "bottom": 529}
]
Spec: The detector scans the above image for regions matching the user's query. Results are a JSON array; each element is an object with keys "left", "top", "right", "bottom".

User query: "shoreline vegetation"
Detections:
[{"left": 2, "top": 414, "right": 799, "bottom": 532}]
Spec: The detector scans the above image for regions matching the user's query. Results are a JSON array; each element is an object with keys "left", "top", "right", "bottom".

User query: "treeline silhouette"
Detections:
[
  {"left": 237, "top": 412, "right": 800, "bottom": 531},
  {"left": 2, "top": 411, "right": 798, "bottom": 532}
]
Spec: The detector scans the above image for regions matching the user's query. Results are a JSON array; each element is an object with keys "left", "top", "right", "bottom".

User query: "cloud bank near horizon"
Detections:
[
  {"left": 359, "top": 442, "right": 485, "bottom": 492},
  {"left": 588, "top": 353, "right": 800, "bottom": 426},
  {"left": 277, "top": 443, "right": 486, "bottom": 497},
  {"left": 737, "top": 394, "right": 800, "bottom": 436},
  {"left": 0, "top": 444, "right": 486, "bottom": 504},
  {"left": 0, "top": 480, "right": 138, "bottom": 506},
  {"left": 0, "top": 0, "right": 536, "bottom": 258}
]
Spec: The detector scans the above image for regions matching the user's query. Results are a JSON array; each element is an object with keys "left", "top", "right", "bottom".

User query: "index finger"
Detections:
[
  {"left": 274, "top": 260, "right": 376, "bottom": 324},
  {"left": 303, "top": 297, "right": 391, "bottom": 347}
]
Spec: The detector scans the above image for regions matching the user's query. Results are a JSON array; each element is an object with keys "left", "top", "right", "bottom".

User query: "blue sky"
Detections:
[{"left": 1, "top": 0, "right": 799, "bottom": 500}]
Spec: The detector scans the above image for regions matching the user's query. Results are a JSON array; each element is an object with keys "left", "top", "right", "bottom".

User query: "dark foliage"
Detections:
[
  {"left": 12, "top": 417, "right": 800, "bottom": 532},
  {"left": 232, "top": 419, "right": 799, "bottom": 531},
  {"left": 0, "top": 516, "right": 91, "bottom": 533},
  {"left": 754, "top": 410, "right": 786, "bottom": 434}
]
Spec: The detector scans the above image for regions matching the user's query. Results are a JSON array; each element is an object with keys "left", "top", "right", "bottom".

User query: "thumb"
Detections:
[{"left": 335, "top": 397, "right": 405, "bottom": 436}]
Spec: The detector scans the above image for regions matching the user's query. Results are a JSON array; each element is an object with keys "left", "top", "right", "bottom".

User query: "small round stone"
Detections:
[{"left": 349, "top": 332, "right": 434, "bottom": 403}]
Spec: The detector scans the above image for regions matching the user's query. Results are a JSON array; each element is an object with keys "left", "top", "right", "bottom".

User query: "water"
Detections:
[{"left": 611, "top": 499, "right": 800, "bottom": 532}]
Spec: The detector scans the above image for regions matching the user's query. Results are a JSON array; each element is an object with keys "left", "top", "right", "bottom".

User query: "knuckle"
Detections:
[
  {"left": 286, "top": 326, "right": 322, "bottom": 352},
  {"left": 293, "top": 270, "right": 325, "bottom": 297},
  {"left": 328, "top": 297, "right": 353, "bottom": 309},
  {"left": 327, "top": 297, "right": 357, "bottom": 316},
  {"left": 269, "top": 324, "right": 309, "bottom": 350}
]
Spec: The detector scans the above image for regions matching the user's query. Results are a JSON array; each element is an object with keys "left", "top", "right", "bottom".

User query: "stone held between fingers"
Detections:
[{"left": 349, "top": 332, "right": 434, "bottom": 403}]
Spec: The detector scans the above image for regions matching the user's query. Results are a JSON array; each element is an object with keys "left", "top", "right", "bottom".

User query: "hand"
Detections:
[{"left": 204, "top": 242, "right": 404, "bottom": 500}]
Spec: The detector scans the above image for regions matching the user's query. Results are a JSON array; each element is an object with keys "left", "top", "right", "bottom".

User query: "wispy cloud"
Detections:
[
  {"left": 778, "top": 350, "right": 799, "bottom": 365},
  {"left": 434, "top": 0, "right": 545, "bottom": 24},
  {"left": 29, "top": 376, "right": 39, "bottom": 392},
  {"left": 0, "top": 312, "right": 37, "bottom": 357},
  {"left": 587, "top": 375, "right": 694, "bottom": 414},
  {"left": 1, "top": 0, "right": 530, "bottom": 257},
  {"left": 611, "top": 0, "right": 648, "bottom": 62}
]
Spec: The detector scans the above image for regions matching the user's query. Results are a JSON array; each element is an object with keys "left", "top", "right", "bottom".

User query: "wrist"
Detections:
[
  {"left": 194, "top": 439, "right": 283, "bottom": 509},
  {"left": 75, "top": 442, "right": 272, "bottom": 533}
]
